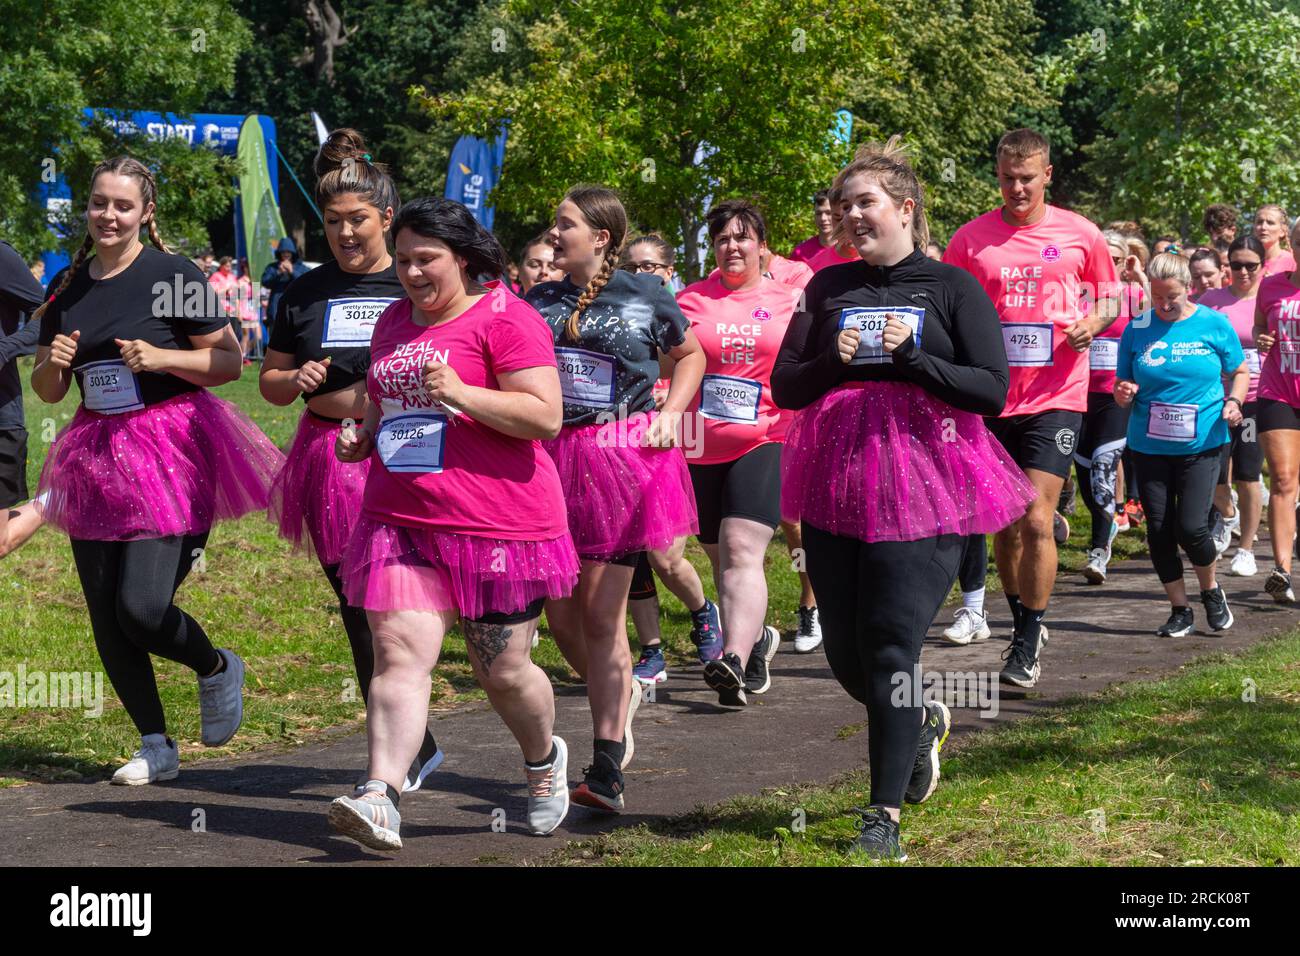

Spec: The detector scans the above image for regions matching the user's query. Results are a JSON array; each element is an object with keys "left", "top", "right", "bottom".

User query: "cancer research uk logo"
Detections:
[
  {"left": 1040, "top": 244, "right": 1061, "bottom": 262},
  {"left": 751, "top": 307, "right": 772, "bottom": 322}
]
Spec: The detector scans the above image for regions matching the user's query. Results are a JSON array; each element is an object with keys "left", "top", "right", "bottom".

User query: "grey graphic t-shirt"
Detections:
[{"left": 526, "top": 269, "right": 689, "bottom": 426}]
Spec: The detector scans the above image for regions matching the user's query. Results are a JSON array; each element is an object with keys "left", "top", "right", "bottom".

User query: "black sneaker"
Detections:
[
  {"left": 999, "top": 626, "right": 1043, "bottom": 688},
  {"left": 744, "top": 626, "right": 780, "bottom": 695},
  {"left": 1264, "top": 567, "right": 1295, "bottom": 604},
  {"left": 904, "top": 700, "right": 951, "bottom": 804},
  {"left": 571, "top": 752, "right": 624, "bottom": 813},
  {"left": 703, "top": 652, "right": 747, "bottom": 706},
  {"left": 1200, "top": 586, "right": 1234, "bottom": 632},
  {"left": 1156, "top": 606, "right": 1194, "bottom": 637},
  {"left": 849, "top": 807, "right": 906, "bottom": 862}
]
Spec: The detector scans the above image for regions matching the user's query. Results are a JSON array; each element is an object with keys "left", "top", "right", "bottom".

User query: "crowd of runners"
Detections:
[{"left": 3, "top": 123, "right": 1298, "bottom": 862}]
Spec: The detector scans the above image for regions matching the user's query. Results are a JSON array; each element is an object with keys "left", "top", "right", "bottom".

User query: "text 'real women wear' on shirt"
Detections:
[
  {"left": 676, "top": 273, "right": 803, "bottom": 465},
  {"left": 525, "top": 268, "right": 698, "bottom": 560},
  {"left": 36, "top": 246, "right": 283, "bottom": 540},
  {"left": 339, "top": 282, "right": 579, "bottom": 619},
  {"left": 1255, "top": 271, "right": 1300, "bottom": 409},
  {"left": 1197, "top": 286, "right": 1261, "bottom": 402},
  {"left": 265, "top": 260, "right": 406, "bottom": 564},
  {"left": 1116, "top": 304, "right": 1245, "bottom": 456},
  {"left": 771, "top": 250, "right": 1036, "bottom": 544}
]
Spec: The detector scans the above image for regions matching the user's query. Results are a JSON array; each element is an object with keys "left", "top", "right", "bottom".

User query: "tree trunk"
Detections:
[{"left": 299, "top": 0, "right": 355, "bottom": 86}]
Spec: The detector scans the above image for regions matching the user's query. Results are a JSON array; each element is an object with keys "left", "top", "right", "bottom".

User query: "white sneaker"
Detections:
[
  {"left": 197, "top": 649, "right": 245, "bottom": 747},
  {"left": 1211, "top": 512, "right": 1231, "bottom": 557},
  {"left": 793, "top": 606, "right": 823, "bottom": 653},
  {"left": 1082, "top": 547, "right": 1109, "bottom": 584},
  {"left": 526, "top": 736, "right": 570, "bottom": 836},
  {"left": 1224, "top": 508, "right": 1241, "bottom": 539},
  {"left": 111, "top": 736, "right": 179, "bottom": 786},
  {"left": 1229, "top": 549, "right": 1257, "bottom": 577},
  {"left": 941, "top": 607, "right": 990, "bottom": 645},
  {"left": 403, "top": 746, "right": 446, "bottom": 793},
  {"left": 622, "top": 678, "right": 641, "bottom": 770}
]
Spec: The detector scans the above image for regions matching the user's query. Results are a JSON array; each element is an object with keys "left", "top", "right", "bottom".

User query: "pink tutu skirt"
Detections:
[
  {"left": 268, "top": 410, "right": 369, "bottom": 566},
  {"left": 542, "top": 412, "right": 698, "bottom": 562},
  {"left": 781, "top": 381, "right": 1035, "bottom": 543},
  {"left": 37, "top": 389, "right": 285, "bottom": 541},
  {"left": 340, "top": 513, "right": 580, "bottom": 619}
]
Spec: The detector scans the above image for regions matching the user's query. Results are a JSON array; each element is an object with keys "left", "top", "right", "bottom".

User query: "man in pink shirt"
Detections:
[
  {"left": 944, "top": 128, "right": 1119, "bottom": 689},
  {"left": 789, "top": 190, "right": 835, "bottom": 264}
]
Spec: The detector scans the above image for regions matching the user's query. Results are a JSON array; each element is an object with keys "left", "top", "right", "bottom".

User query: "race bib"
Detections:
[
  {"left": 79, "top": 359, "right": 144, "bottom": 415},
  {"left": 1244, "top": 348, "right": 1261, "bottom": 375},
  {"left": 320, "top": 297, "right": 398, "bottom": 348},
  {"left": 1147, "top": 402, "right": 1198, "bottom": 443},
  {"left": 1003, "top": 323, "right": 1054, "bottom": 367},
  {"left": 376, "top": 411, "right": 447, "bottom": 473},
  {"left": 555, "top": 347, "right": 617, "bottom": 408},
  {"left": 700, "top": 374, "right": 762, "bottom": 424},
  {"left": 837, "top": 306, "right": 925, "bottom": 366},
  {"left": 1088, "top": 337, "right": 1119, "bottom": 371}
]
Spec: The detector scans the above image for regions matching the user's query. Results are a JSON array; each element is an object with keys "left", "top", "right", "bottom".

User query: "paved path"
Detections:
[{"left": 2, "top": 539, "right": 1293, "bottom": 866}]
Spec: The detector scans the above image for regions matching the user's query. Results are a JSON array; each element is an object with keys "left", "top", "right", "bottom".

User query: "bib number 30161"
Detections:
[{"left": 1146, "top": 402, "right": 1197, "bottom": 442}]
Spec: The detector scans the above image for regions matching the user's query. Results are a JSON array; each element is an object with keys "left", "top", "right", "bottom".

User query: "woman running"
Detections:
[
  {"left": 1254, "top": 217, "right": 1300, "bottom": 602},
  {"left": 31, "top": 156, "right": 283, "bottom": 785},
  {"left": 526, "top": 185, "right": 704, "bottom": 812},
  {"left": 1200, "top": 236, "right": 1268, "bottom": 577},
  {"left": 261, "top": 129, "right": 443, "bottom": 790},
  {"left": 1254, "top": 204, "right": 1295, "bottom": 277},
  {"left": 1113, "top": 252, "right": 1246, "bottom": 635},
  {"left": 773, "top": 138, "right": 1035, "bottom": 859},
  {"left": 677, "top": 199, "right": 802, "bottom": 704},
  {"left": 1077, "top": 231, "right": 1144, "bottom": 584},
  {"left": 327, "top": 197, "right": 579, "bottom": 849}
]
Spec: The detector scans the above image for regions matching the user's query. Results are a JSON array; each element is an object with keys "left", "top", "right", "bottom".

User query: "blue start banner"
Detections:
[{"left": 444, "top": 124, "right": 508, "bottom": 231}]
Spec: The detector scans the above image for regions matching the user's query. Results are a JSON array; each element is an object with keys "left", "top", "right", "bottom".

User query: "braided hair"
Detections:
[
  {"left": 562, "top": 185, "right": 627, "bottom": 343},
  {"left": 31, "top": 155, "right": 166, "bottom": 322}
]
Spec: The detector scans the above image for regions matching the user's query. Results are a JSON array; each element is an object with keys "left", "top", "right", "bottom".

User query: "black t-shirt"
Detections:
[
  {"left": 267, "top": 260, "right": 405, "bottom": 401},
  {"left": 525, "top": 269, "right": 689, "bottom": 426},
  {"left": 772, "top": 249, "right": 1010, "bottom": 416},
  {"left": 0, "top": 241, "right": 47, "bottom": 429},
  {"left": 39, "top": 246, "right": 228, "bottom": 408}
]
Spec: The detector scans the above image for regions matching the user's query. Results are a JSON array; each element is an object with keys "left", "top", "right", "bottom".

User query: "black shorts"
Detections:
[
  {"left": 464, "top": 596, "right": 546, "bottom": 626},
  {"left": 1219, "top": 401, "right": 1263, "bottom": 483},
  {"left": 985, "top": 409, "right": 1083, "bottom": 479},
  {"left": 0, "top": 427, "right": 29, "bottom": 510},
  {"left": 1256, "top": 397, "right": 1300, "bottom": 433},
  {"left": 688, "top": 442, "right": 782, "bottom": 545},
  {"left": 1073, "top": 392, "right": 1128, "bottom": 466},
  {"left": 628, "top": 551, "right": 657, "bottom": 601}
]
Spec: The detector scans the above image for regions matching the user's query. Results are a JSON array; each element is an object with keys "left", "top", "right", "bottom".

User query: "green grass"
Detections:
[
  {"left": 546, "top": 631, "right": 1300, "bottom": 867},
  {"left": 0, "top": 361, "right": 809, "bottom": 783}
]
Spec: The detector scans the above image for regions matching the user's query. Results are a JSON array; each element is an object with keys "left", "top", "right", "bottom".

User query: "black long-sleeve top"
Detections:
[
  {"left": 0, "top": 241, "right": 47, "bottom": 430},
  {"left": 771, "top": 249, "right": 1010, "bottom": 417}
]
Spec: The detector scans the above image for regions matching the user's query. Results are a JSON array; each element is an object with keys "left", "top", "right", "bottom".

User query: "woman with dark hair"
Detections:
[
  {"left": 1200, "top": 235, "right": 1268, "bottom": 576},
  {"left": 326, "top": 196, "right": 579, "bottom": 849},
  {"left": 260, "top": 129, "right": 444, "bottom": 792},
  {"left": 527, "top": 185, "right": 706, "bottom": 813},
  {"left": 1189, "top": 247, "right": 1225, "bottom": 300},
  {"left": 676, "top": 199, "right": 803, "bottom": 704}
]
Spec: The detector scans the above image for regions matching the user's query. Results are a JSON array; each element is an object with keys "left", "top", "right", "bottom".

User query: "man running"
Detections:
[{"left": 944, "top": 128, "right": 1119, "bottom": 688}]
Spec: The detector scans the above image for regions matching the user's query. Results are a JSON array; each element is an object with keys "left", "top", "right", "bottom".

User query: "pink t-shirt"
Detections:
[
  {"left": 208, "top": 270, "right": 239, "bottom": 318},
  {"left": 1087, "top": 281, "right": 1143, "bottom": 394},
  {"left": 1262, "top": 250, "right": 1297, "bottom": 277},
  {"left": 676, "top": 274, "right": 801, "bottom": 465},
  {"left": 1256, "top": 272, "right": 1300, "bottom": 407},
  {"left": 363, "top": 282, "right": 569, "bottom": 540},
  {"left": 944, "top": 205, "right": 1118, "bottom": 417},
  {"left": 805, "top": 243, "right": 859, "bottom": 274},
  {"left": 1199, "top": 286, "right": 1261, "bottom": 402},
  {"left": 789, "top": 235, "right": 824, "bottom": 264}
]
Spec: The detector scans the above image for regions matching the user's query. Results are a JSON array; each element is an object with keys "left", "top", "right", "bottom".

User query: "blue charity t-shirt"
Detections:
[{"left": 1117, "top": 304, "right": 1245, "bottom": 456}]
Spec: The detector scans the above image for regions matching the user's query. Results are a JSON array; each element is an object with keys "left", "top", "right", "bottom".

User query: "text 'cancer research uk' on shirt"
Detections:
[
  {"left": 943, "top": 205, "right": 1118, "bottom": 418},
  {"left": 1116, "top": 305, "right": 1244, "bottom": 456}
]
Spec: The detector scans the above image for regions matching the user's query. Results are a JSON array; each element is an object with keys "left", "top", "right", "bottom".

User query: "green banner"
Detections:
[{"left": 237, "top": 115, "right": 287, "bottom": 285}]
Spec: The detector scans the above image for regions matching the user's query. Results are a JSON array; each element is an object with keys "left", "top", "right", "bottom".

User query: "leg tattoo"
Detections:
[{"left": 463, "top": 620, "right": 513, "bottom": 676}]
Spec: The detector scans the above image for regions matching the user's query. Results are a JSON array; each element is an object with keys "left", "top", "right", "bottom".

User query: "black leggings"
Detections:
[
  {"left": 70, "top": 533, "right": 219, "bottom": 737},
  {"left": 321, "top": 561, "right": 438, "bottom": 758},
  {"left": 802, "top": 523, "right": 962, "bottom": 808},
  {"left": 957, "top": 533, "right": 986, "bottom": 593},
  {"left": 1131, "top": 449, "right": 1222, "bottom": 584}
]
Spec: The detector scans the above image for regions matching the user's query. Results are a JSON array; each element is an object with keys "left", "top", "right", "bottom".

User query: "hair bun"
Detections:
[{"left": 314, "top": 128, "right": 377, "bottom": 180}]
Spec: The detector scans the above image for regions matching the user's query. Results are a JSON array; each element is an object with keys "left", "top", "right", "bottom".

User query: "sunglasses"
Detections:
[{"left": 1229, "top": 261, "right": 1262, "bottom": 272}]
